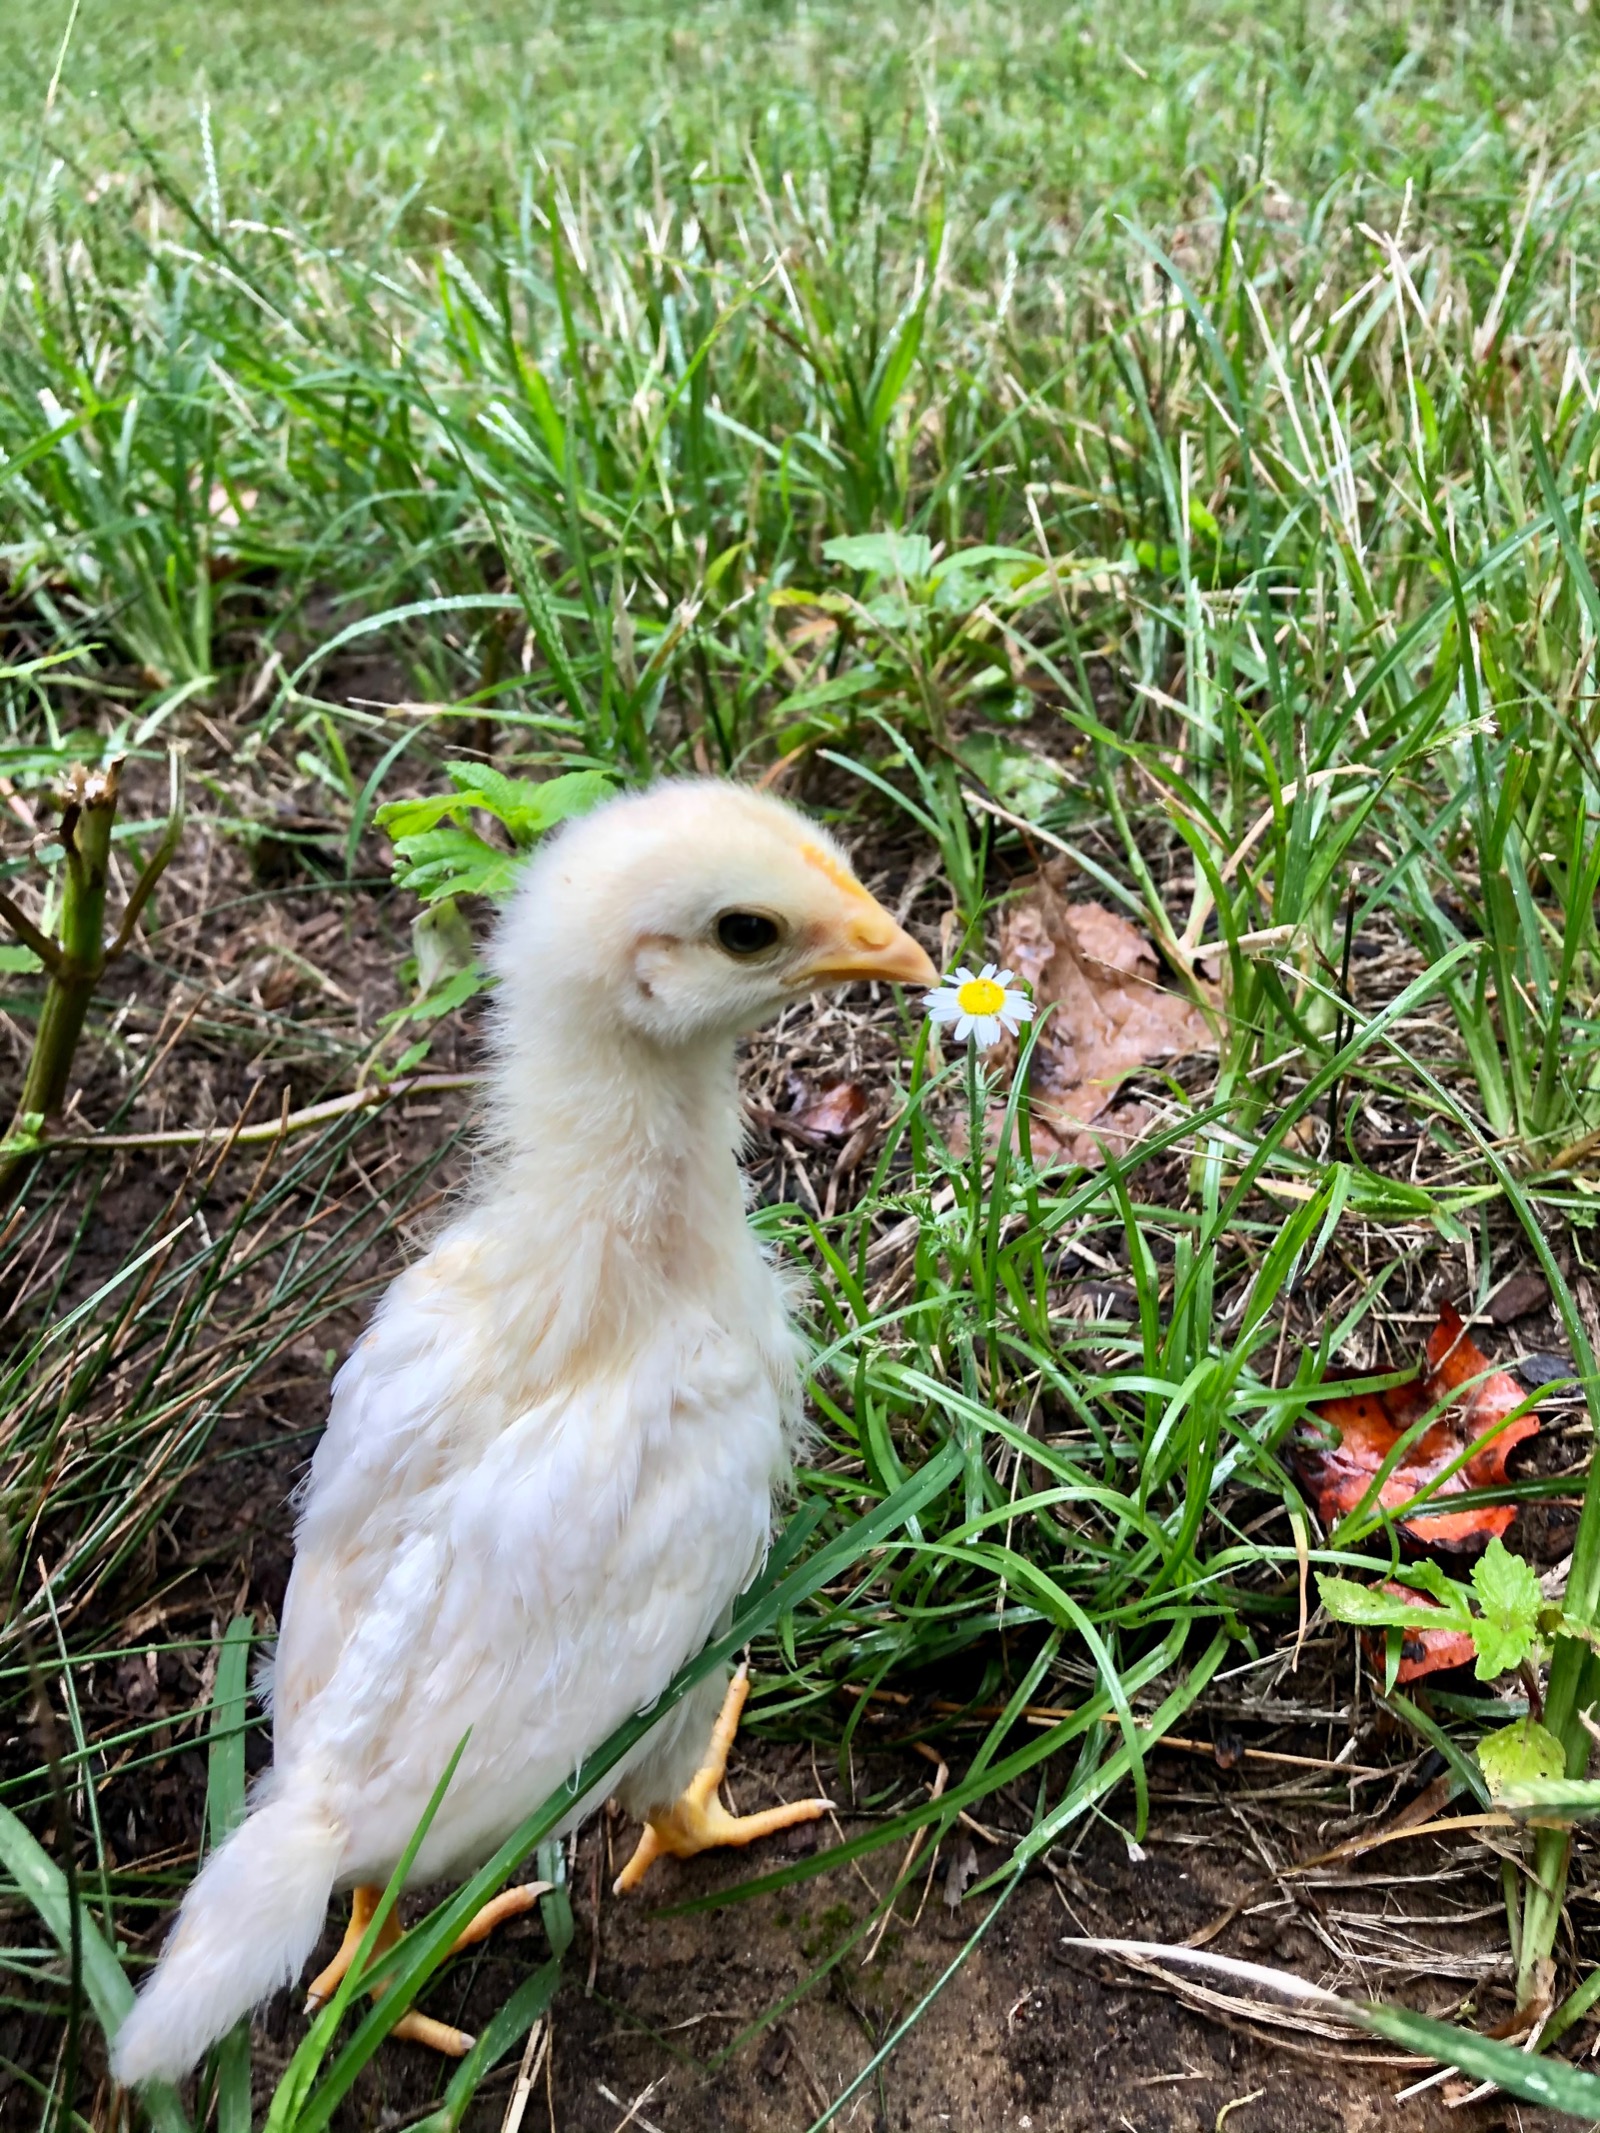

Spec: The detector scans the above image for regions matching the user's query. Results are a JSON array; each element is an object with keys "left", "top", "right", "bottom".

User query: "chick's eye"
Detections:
[{"left": 716, "top": 910, "right": 781, "bottom": 958}]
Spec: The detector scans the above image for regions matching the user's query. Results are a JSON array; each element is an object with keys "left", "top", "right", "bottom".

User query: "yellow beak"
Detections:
[{"left": 792, "top": 902, "right": 939, "bottom": 991}]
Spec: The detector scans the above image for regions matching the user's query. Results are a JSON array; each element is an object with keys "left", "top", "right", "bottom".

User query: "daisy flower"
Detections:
[{"left": 923, "top": 963, "right": 1034, "bottom": 1049}]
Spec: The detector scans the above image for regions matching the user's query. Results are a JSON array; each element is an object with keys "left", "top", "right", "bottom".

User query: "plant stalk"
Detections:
[
  {"left": 2, "top": 755, "right": 185, "bottom": 1199},
  {"left": 17, "top": 765, "right": 120, "bottom": 1126}
]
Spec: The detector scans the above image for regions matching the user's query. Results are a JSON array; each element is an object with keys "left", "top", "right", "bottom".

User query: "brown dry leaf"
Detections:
[
  {"left": 789, "top": 1077, "right": 869, "bottom": 1142},
  {"left": 1485, "top": 1271, "right": 1550, "bottom": 1324},
  {"left": 997, "top": 868, "right": 1216, "bottom": 1166},
  {"left": 756, "top": 1075, "right": 871, "bottom": 1149}
]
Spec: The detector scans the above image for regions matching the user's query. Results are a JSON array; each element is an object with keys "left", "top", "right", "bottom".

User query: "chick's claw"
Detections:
[
  {"left": 305, "top": 1878, "right": 550, "bottom": 2057},
  {"left": 389, "top": 2010, "right": 475, "bottom": 2057},
  {"left": 614, "top": 1663, "right": 831, "bottom": 1895}
]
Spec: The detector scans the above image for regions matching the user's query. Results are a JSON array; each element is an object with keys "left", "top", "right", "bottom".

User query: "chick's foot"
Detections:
[
  {"left": 304, "top": 1879, "right": 548, "bottom": 2055},
  {"left": 613, "top": 1663, "right": 831, "bottom": 1894}
]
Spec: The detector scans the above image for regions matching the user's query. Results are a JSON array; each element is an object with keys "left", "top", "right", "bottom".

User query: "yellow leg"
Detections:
[
  {"left": 614, "top": 1663, "right": 831, "bottom": 1895},
  {"left": 305, "top": 1879, "right": 548, "bottom": 2056}
]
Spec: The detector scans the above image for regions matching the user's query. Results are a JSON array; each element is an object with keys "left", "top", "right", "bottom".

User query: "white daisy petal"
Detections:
[{"left": 921, "top": 963, "right": 1035, "bottom": 1048}]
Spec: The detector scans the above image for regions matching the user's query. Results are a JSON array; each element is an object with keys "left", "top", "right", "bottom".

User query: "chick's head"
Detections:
[{"left": 494, "top": 780, "right": 937, "bottom": 1047}]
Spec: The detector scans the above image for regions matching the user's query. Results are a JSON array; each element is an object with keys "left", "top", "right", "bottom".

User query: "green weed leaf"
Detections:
[
  {"left": 1469, "top": 1536, "right": 1543, "bottom": 1681},
  {"left": 823, "top": 532, "right": 934, "bottom": 584},
  {"left": 1477, "top": 1718, "right": 1565, "bottom": 1801},
  {"left": 379, "top": 767, "right": 613, "bottom": 904},
  {"left": 412, "top": 899, "right": 477, "bottom": 998},
  {"left": 1314, "top": 1572, "right": 1471, "bottom": 1636}
]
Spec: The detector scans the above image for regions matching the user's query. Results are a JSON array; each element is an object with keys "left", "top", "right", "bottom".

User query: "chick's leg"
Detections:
[
  {"left": 614, "top": 1663, "right": 830, "bottom": 1894},
  {"left": 305, "top": 1880, "right": 547, "bottom": 2055}
]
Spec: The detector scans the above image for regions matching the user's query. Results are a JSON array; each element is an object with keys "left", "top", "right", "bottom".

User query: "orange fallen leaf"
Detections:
[
  {"left": 995, "top": 868, "right": 1215, "bottom": 1166},
  {"left": 1293, "top": 1304, "right": 1538, "bottom": 1551}
]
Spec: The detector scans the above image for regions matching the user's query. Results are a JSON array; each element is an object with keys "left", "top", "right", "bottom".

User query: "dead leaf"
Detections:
[
  {"left": 1485, "top": 1271, "right": 1550, "bottom": 1324},
  {"left": 944, "top": 1838, "right": 980, "bottom": 1911},
  {"left": 1291, "top": 1303, "right": 1539, "bottom": 1551},
  {"left": 790, "top": 1078, "right": 869, "bottom": 1141},
  {"left": 995, "top": 868, "right": 1216, "bottom": 1166},
  {"left": 115, "top": 1651, "right": 160, "bottom": 1715},
  {"left": 756, "top": 1076, "right": 872, "bottom": 1149}
]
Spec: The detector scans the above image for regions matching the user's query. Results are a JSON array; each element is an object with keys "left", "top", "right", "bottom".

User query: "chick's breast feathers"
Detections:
[{"left": 268, "top": 1201, "right": 799, "bottom": 1885}]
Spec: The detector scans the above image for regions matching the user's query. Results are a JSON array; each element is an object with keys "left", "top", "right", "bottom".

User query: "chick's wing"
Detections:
[{"left": 266, "top": 1241, "right": 787, "bottom": 1873}]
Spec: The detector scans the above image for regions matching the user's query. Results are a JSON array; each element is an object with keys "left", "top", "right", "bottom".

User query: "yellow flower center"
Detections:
[{"left": 956, "top": 976, "right": 1006, "bottom": 1016}]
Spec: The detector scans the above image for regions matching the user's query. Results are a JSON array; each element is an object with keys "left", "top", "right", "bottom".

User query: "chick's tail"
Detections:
[{"left": 112, "top": 1789, "right": 344, "bottom": 2087}]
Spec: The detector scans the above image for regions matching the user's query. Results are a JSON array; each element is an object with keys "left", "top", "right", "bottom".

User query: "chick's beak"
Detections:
[{"left": 792, "top": 895, "right": 938, "bottom": 991}]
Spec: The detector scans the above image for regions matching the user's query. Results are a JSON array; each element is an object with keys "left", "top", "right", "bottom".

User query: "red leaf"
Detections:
[{"left": 1292, "top": 1304, "right": 1538, "bottom": 1551}]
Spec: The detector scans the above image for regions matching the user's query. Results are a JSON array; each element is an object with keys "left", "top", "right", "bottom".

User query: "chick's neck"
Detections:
[{"left": 479, "top": 1015, "right": 761, "bottom": 1363}]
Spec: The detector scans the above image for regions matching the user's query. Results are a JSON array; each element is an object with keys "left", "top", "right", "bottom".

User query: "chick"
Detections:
[{"left": 112, "top": 780, "right": 936, "bottom": 2085}]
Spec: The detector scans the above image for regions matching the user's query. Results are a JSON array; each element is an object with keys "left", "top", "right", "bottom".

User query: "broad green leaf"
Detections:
[
  {"left": 822, "top": 532, "right": 934, "bottom": 584},
  {"left": 498, "top": 768, "right": 613, "bottom": 839},
  {"left": 1394, "top": 1559, "right": 1469, "bottom": 1610},
  {"left": 957, "top": 732, "right": 1067, "bottom": 822},
  {"left": 0, "top": 942, "right": 42, "bottom": 973},
  {"left": 1469, "top": 1536, "right": 1543, "bottom": 1680},
  {"left": 867, "top": 292, "right": 927, "bottom": 435},
  {"left": 375, "top": 790, "right": 467, "bottom": 841},
  {"left": 412, "top": 899, "right": 477, "bottom": 998},
  {"left": 206, "top": 1617, "right": 252, "bottom": 1849},
  {"left": 1495, "top": 1777, "right": 1600, "bottom": 1818},
  {"left": 390, "top": 827, "right": 525, "bottom": 904},
  {"left": 1314, "top": 1573, "right": 1471, "bottom": 1636},
  {"left": 410, "top": 963, "right": 485, "bottom": 1026},
  {"left": 1357, "top": 1998, "right": 1600, "bottom": 2117},
  {"left": 779, "top": 664, "right": 883, "bottom": 717},
  {"left": 1477, "top": 1718, "right": 1565, "bottom": 1801},
  {"left": 440, "top": 761, "right": 541, "bottom": 823},
  {"left": 926, "top": 543, "right": 1039, "bottom": 586}
]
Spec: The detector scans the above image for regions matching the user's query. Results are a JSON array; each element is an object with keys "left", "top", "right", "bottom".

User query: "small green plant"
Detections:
[
  {"left": 372, "top": 763, "right": 613, "bottom": 1069},
  {"left": 376, "top": 764, "right": 614, "bottom": 907},
  {"left": 1318, "top": 1537, "right": 1547, "bottom": 1692},
  {"left": 1319, "top": 1530, "right": 1600, "bottom": 2015}
]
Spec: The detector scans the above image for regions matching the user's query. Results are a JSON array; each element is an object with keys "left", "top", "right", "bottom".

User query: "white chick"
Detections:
[{"left": 112, "top": 779, "right": 936, "bottom": 2085}]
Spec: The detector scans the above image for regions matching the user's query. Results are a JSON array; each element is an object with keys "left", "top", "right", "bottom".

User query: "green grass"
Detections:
[{"left": 10, "top": 0, "right": 1600, "bottom": 2123}]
